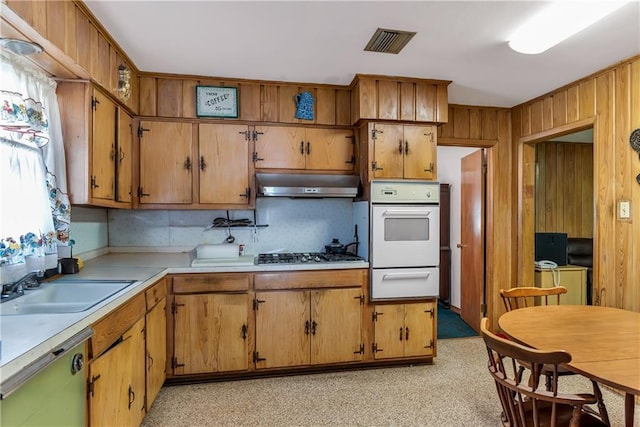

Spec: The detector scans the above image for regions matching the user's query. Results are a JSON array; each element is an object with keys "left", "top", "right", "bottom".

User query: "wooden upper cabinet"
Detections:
[
  {"left": 57, "top": 82, "right": 133, "bottom": 208},
  {"left": 198, "top": 123, "right": 251, "bottom": 205},
  {"left": 350, "top": 75, "right": 450, "bottom": 125},
  {"left": 369, "top": 123, "right": 437, "bottom": 180},
  {"left": 305, "top": 128, "right": 354, "bottom": 171},
  {"left": 255, "top": 126, "right": 354, "bottom": 172},
  {"left": 116, "top": 109, "right": 133, "bottom": 203},
  {"left": 136, "top": 79, "right": 351, "bottom": 125},
  {"left": 138, "top": 120, "right": 193, "bottom": 204},
  {"left": 91, "top": 90, "right": 116, "bottom": 201}
]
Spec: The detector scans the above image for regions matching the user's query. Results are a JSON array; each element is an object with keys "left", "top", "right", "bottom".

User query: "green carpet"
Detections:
[{"left": 437, "top": 304, "right": 478, "bottom": 339}]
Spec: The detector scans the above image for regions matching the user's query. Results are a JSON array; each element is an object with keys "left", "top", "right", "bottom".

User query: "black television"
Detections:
[{"left": 534, "top": 232, "right": 568, "bottom": 266}]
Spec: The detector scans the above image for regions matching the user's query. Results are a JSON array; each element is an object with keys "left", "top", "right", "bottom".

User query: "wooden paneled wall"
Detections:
[
  {"left": 350, "top": 74, "right": 450, "bottom": 124},
  {"left": 138, "top": 75, "right": 351, "bottom": 126},
  {"left": 514, "top": 56, "right": 640, "bottom": 311},
  {"left": 3, "top": 0, "right": 140, "bottom": 113},
  {"left": 535, "top": 142, "right": 594, "bottom": 238},
  {"left": 438, "top": 105, "right": 502, "bottom": 146},
  {"left": 437, "top": 104, "right": 514, "bottom": 335}
]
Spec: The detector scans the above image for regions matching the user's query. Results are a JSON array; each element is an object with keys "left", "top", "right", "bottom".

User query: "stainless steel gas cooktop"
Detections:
[{"left": 257, "top": 252, "right": 365, "bottom": 265}]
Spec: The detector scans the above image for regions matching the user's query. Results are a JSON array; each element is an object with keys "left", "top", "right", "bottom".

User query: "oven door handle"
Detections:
[
  {"left": 381, "top": 210, "right": 432, "bottom": 217},
  {"left": 382, "top": 272, "right": 432, "bottom": 280}
]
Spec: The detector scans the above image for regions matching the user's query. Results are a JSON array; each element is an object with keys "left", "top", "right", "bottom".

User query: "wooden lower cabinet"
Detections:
[
  {"left": 254, "top": 287, "right": 364, "bottom": 369},
  {"left": 172, "top": 293, "right": 250, "bottom": 374},
  {"left": 145, "top": 297, "right": 166, "bottom": 408},
  {"left": 372, "top": 301, "right": 436, "bottom": 359},
  {"left": 87, "top": 278, "right": 167, "bottom": 426},
  {"left": 88, "top": 317, "right": 146, "bottom": 427}
]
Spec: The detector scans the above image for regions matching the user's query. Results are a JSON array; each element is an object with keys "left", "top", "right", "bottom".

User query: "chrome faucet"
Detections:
[{"left": 1, "top": 270, "right": 44, "bottom": 301}]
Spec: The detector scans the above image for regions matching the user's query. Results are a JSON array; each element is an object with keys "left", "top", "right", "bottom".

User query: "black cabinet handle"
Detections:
[
  {"left": 405, "top": 327, "right": 410, "bottom": 341},
  {"left": 200, "top": 156, "right": 207, "bottom": 171},
  {"left": 300, "top": 141, "right": 304, "bottom": 155},
  {"left": 184, "top": 157, "right": 192, "bottom": 170},
  {"left": 399, "top": 327, "right": 403, "bottom": 341}
]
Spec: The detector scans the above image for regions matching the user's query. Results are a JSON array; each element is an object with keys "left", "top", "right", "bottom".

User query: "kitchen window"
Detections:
[{"left": 0, "top": 50, "right": 70, "bottom": 279}]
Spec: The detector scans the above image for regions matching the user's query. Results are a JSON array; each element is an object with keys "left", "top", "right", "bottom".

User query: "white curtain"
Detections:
[{"left": 0, "top": 50, "right": 70, "bottom": 269}]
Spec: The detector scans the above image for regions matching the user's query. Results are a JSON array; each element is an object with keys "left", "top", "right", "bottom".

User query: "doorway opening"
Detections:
[{"left": 530, "top": 127, "right": 594, "bottom": 304}]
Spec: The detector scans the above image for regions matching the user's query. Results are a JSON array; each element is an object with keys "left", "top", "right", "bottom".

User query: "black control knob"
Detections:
[{"left": 71, "top": 353, "right": 84, "bottom": 375}]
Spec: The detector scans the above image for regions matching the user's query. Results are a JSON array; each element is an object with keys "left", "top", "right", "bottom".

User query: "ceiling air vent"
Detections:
[{"left": 364, "top": 28, "right": 416, "bottom": 54}]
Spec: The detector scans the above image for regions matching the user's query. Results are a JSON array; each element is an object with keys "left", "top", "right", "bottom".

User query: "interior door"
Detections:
[{"left": 459, "top": 149, "right": 485, "bottom": 333}]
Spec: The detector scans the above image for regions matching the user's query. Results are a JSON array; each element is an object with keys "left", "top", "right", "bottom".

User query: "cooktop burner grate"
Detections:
[{"left": 257, "top": 252, "right": 365, "bottom": 264}]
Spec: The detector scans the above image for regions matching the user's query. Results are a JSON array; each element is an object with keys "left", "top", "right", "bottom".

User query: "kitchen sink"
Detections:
[{"left": 0, "top": 280, "right": 136, "bottom": 315}]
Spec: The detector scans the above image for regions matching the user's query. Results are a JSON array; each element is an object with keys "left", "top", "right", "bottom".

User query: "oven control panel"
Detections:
[{"left": 370, "top": 181, "right": 440, "bottom": 203}]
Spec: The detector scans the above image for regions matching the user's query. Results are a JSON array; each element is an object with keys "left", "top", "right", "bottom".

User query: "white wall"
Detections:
[
  {"left": 69, "top": 206, "right": 108, "bottom": 255},
  {"left": 437, "top": 146, "right": 481, "bottom": 309}
]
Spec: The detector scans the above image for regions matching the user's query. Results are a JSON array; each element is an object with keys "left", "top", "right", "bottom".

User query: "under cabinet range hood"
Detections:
[{"left": 256, "top": 173, "right": 360, "bottom": 198}]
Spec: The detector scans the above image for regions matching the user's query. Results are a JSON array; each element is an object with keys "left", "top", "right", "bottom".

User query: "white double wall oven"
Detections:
[{"left": 369, "top": 180, "right": 440, "bottom": 300}]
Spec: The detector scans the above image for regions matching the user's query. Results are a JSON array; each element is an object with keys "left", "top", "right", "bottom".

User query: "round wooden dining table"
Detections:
[{"left": 499, "top": 305, "right": 640, "bottom": 427}]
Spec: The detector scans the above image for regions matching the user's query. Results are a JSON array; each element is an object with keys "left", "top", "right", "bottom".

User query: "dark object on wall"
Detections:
[
  {"left": 534, "top": 232, "right": 568, "bottom": 266},
  {"left": 630, "top": 128, "right": 640, "bottom": 160},
  {"left": 567, "top": 238, "right": 593, "bottom": 305},
  {"left": 439, "top": 183, "right": 451, "bottom": 308}
]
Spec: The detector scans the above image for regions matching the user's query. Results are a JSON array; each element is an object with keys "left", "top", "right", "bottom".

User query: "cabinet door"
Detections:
[
  {"left": 402, "top": 125, "right": 437, "bottom": 179},
  {"left": 403, "top": 302, "right": 435, "bottom": 357},
  {"left": 373, "top": 304, "right": 405, "bottom": 359},
  {"left": 139, "top": 121, "right": 193, "bottom": 204},
  {"left": 255, "top": 291, "right": 310, "bottom": 368},
  {"left": 305, "top": 128, "right": 354, "bottom": 171},
  {"left": 199, "top": 124, "right": 250, "bottom": 204},
  {"left": 116, "top": 109, "right": 132, "bottom": 203},
  {"left": 255, "top": 126, "right": 305, "bottom": 169},
  {"left": 89, "top": 318, "right": 145, "bottom": 427},
  {"left": 173, "top": 293, "right": 249, "bottom": 374},
  {"left": 89, "top": 337, "right": 132, "bottom": 427},
  {"left": 91, "top": 89, "right": 116, "bottom": 201},
  {"left": 124, "top": 318, "right": 146, "bottom": 427},
  {"left": 372, "top": 124, "right": 404, "bottom": 178},
  {"left": 146, "top": 298, "right": 166, "bottom": 409},
  {"left": 311, "top": 288, "right": 363, "bottom": 364}
]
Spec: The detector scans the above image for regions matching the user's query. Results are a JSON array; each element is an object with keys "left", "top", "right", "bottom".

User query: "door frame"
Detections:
[
  {"left": 438, "top": 141, "right": 496, "bottom": 322},
  {"left": 516, "top": 117, "right": 595, "bottom": 294}
]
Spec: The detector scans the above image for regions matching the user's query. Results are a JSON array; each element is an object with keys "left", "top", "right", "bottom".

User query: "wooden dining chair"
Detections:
[
  {"left": 499, "top": 286, "right": 600, "bottom": 393},
  {"left": 480, "top": 318, "right": 610, "bottom": 427},
  {"left": 500, "top": 286, "right": 567, "bottom": 312}
]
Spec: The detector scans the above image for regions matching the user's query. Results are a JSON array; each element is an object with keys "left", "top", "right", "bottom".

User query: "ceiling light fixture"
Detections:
[
  {"left": 0, "top": 38, "right": 43, "bottom": 56},
  {"left": 508, "top": 1, "right": 631, "bottom": 54}
]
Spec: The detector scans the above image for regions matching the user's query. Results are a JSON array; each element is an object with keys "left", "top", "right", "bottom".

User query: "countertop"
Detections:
[{"left": 0, "top": 252, "right": 368, "bottom": 386}]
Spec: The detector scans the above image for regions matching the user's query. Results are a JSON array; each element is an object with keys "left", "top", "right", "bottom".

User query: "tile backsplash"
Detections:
[{"left": 106, "top": 198, "right": 357, "bottom": 254}]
